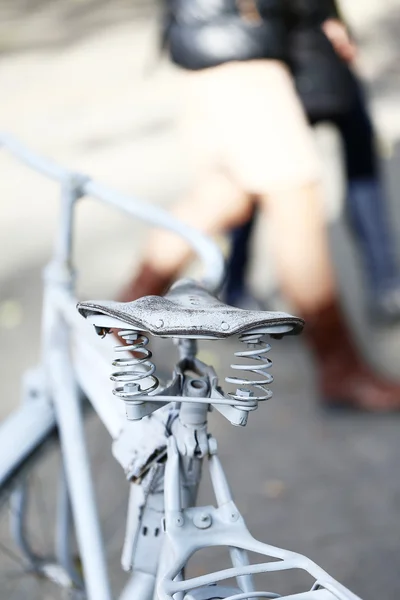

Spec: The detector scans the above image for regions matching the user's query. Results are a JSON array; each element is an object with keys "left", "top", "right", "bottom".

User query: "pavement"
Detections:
[{"left": 0, "top": 1, "right": 400, "bottom": 599}]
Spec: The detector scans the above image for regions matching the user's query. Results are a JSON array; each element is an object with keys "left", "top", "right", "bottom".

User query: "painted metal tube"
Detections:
[
  {"left": 0, "top": 399, "right": 56, "bottom": 488},
  {"left": 49, "top": 324, "right": 112, "bottom": 600},
  {"left": 0, "top": 133, "right": 70, "bottom": 181},
  {"left": 0, "top": 133, "right": 225, "bottom": 293},
  {"left": 85, "top": 179, "right": 225, "bottom": 292}
]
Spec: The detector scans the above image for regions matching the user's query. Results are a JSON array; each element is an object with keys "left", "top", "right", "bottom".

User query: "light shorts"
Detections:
[{"left": 181, "top": 59, "right": 322, "bottom": 194}]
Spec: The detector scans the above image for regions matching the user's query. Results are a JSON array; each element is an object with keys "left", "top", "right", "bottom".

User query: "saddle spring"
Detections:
[
  {"left": 225, "top": 332, "right": 273, "bottom": 403},
  {"left": 111, "top": 330, "right": 159, "bottom": 399}
]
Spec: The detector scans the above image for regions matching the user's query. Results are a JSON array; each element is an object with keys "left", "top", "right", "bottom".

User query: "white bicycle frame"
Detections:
[
  {"left": 0, "top": 134, "right": 362, "bottom": 600},
  {"left": 0, "top": 133, "right": 224, "bottom": 599}
]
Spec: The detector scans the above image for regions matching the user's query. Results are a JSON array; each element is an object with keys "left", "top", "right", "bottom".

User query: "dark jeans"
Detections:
[{"left": 225, "top": 71, "right": 399, "bottom": 304}]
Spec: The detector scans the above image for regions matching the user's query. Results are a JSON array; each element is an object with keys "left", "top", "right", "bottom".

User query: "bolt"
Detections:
[
  {"left": 175, "top": 515, "right": 184, "bottom": 527},
  {"left": 193, "top": 512, "right": 212, "bottom": 529},
  {"left": 125, "top": 400, "right": 144, "bottom": 421},
  {"left": 235, "top": 388, "right": 254, "bottom": 399},
  {"left": 239, "top": 414, "right": 249, "bottom": 426},
  {"left": 155, "top": 319, "right": 164, "bottom": 328},
  {"left": 229, "top": 511, "right": 239, "bottom": 522},
  {"left": 124, "top": 383, "right": 139, "bottom": 394}
]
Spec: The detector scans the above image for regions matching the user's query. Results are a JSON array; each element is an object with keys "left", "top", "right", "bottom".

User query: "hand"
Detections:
[{"left": 322, "top": 18, "right": 357, "bottom": 63}]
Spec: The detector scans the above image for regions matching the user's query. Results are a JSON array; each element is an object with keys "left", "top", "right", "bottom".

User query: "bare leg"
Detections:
[
  {"left": 118, "top": 170, "right": 252, "bottom": 302},
  {"left": 262, "top": 182, "right": 400, "bottom": 410},
  {"left": 263, "top": 182, "right": 336, "bottom": 313},
  {"left": 143, "top": 170, "right": 252, "bottom": 277}
]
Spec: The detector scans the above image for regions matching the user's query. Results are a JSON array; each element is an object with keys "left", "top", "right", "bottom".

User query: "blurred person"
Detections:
[
  {"left": 226, "top": 0, "right": 400, "bottom": 323},
  {"left": 119, "top": 0, "right": 400, "bottom": 411}
]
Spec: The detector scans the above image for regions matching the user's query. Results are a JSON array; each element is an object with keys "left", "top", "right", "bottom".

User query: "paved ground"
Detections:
[{"left": 0, "top": 1, "right": 400, "bottom": 598}]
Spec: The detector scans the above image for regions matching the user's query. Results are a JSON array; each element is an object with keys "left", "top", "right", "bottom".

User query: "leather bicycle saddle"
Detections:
[{"left": 77, "top": 279, "right": 304, "bottom": 340}]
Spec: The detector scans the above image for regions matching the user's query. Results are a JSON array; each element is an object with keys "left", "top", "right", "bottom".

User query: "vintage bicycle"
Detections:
[{"left": 0, "top": 134, "right": 361, "bottom": 600}]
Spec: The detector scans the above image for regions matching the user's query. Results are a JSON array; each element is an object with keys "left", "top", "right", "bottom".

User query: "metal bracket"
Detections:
[
  {"left": 156, "top": 439, "right": 361, "bottom": 600},
  {"left": 111, "top": 353, "right": 261, "bottom": 428}
]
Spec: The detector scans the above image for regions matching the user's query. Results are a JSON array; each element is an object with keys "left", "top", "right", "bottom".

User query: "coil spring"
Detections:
[
  {"left": 111, "top": 330, "right": 159, "bottom": 399},
  {"left": 225, "top": 332, "right": 273, "bottom": 402}
]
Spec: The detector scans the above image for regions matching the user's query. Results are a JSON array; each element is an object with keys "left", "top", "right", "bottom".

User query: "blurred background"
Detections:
[{"left": 0, "top": 0, "right": 400, "bottom": 598}]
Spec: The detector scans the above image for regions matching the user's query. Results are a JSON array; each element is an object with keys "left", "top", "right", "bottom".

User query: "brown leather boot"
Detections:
[
  {"left": 117, "top": 263, "right": 175, "bottom": 303},
  {"left": 303, "top": 299, "right": 400, "bottom": 411}
]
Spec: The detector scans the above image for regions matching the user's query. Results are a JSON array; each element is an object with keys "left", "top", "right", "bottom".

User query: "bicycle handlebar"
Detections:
[
  {"left": 0, "top": 133, "right": 225, "bottom": 293},
  {"left": 85, "top": 180, "right": 225, "bottom": 292}
]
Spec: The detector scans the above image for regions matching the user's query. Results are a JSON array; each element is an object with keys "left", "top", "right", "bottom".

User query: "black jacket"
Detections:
[
  {"left": 285, "top": 0, "right": 340, "bottom": 27},
  {"left": 163, "top": 0, "right": 341, "bottom": 70}
]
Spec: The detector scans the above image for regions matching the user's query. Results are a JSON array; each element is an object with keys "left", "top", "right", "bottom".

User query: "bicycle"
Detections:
[{"left": 0, "top": 134, "right": 362, "bottom": 600}]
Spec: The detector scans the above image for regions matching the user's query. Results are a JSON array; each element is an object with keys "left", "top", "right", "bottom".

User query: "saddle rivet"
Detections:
[
  {"left": 155, "top": 319, "right": 164, "bottom": 328},
  {"left": 221, "top": 321, "right": 229, "bottom": 331}
]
